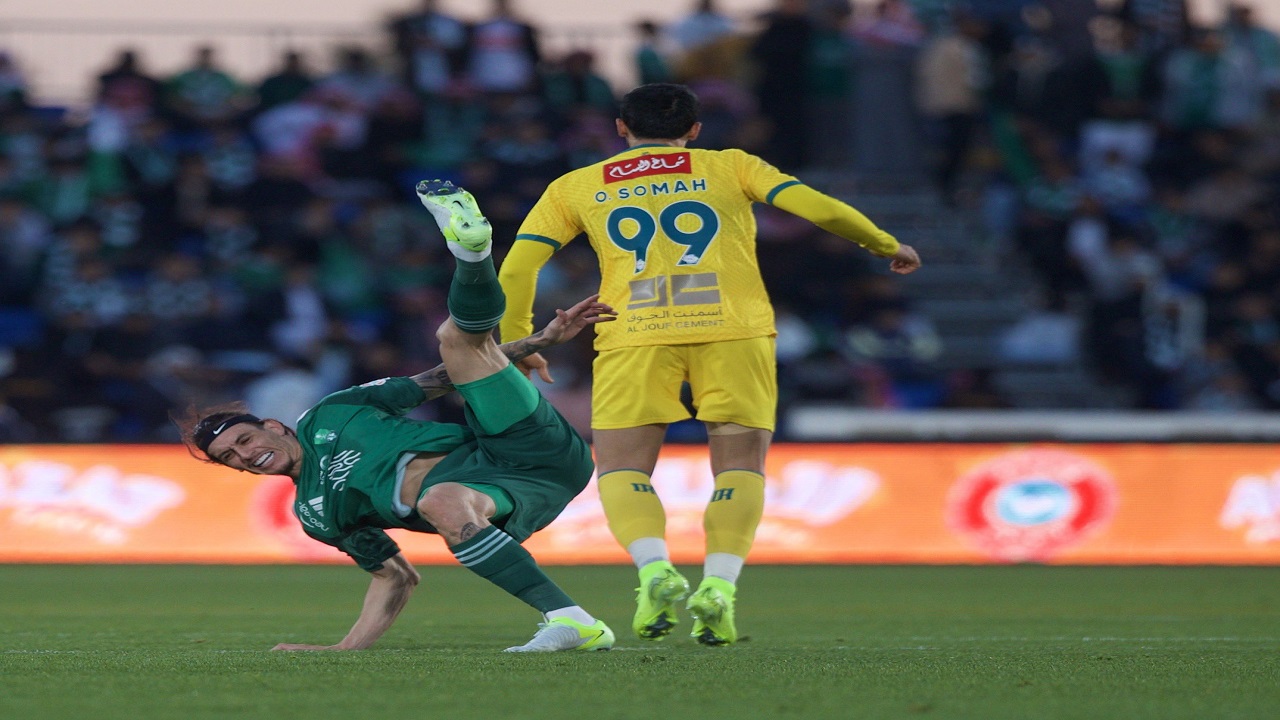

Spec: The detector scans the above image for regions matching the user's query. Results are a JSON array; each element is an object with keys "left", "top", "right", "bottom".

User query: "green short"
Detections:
[
  {"left": 459, "top": 483, "right": 514, "bottom": 524},
  {"left": 416, "top": 364, "right": 594, "bottom": 542}
]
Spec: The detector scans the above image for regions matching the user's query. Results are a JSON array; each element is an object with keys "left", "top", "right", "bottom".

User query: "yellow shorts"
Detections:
[{"left": 591, "top": 336, "right": 777, "bottom": 431}]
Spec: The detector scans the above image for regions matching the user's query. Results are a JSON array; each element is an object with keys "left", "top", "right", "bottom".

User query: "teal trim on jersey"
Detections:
[
  {"left": 609, "top": 143, "right": 681, "bottom": 159},
  {"left": 766, "top": 180, "right": 803, "bottom": 205},
  {"left": 515, "top": 233, "right": 563, "bottom": 250}
]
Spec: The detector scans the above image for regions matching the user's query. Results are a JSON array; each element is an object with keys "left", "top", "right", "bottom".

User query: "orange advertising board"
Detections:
[{"left": 1, "top": 443, "right": 1278, "bottom": 565}]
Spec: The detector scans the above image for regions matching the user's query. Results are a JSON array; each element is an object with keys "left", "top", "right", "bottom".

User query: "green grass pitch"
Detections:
[{"left": 2, "top": 564, "right": 1278, "bottom": 719}]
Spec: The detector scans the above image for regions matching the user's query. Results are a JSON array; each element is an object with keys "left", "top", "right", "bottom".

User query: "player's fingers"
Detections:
[{"left": 537, "top": 365, "right": 554, "bottom": 383}]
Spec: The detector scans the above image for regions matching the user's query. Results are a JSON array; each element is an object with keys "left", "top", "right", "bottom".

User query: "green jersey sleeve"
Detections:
[
  {"left": 311, "top": 377, "right": 426, "bottom": 417},
  {"left": 335, "top": 527, "right": 402, "bottom": 572}
]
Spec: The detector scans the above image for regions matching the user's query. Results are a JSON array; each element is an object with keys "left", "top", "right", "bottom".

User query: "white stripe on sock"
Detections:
[{"left": 453, "top": 530, "right": 510, "bottom": 565}]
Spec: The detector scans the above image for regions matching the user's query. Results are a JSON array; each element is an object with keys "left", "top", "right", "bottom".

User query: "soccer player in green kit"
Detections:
[{"left": 181, "top": 181, "right": 616, "bottom": 653}]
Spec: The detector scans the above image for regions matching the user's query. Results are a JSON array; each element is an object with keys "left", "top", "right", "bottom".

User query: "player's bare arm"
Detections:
[
  {"left": 272, "top": 554, "right": 420, "bottom": 652},
  {"left": 412, "top": 294, "right": 615, "bottom": 397}
]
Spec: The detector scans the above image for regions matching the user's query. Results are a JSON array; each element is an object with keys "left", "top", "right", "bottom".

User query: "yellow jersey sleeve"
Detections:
[
  {"left": 729, "top": 149, "right": 804, "bottom": 204},
  {"left": 497, "top": 240, "right": 555, "bottom": 343},
  {"left": 500, "top": 179, "right": 582, "bottom": 343},
  {"left": 770, "top": 184, "right": 900, "bottom": 257},
  {"left": 513, "top": 178, "right": 582, "bottom": 249}
]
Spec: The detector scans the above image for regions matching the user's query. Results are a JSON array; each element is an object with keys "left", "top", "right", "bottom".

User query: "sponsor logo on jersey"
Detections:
[
  {"left": 360, "top": 378, "right": 389, "bottom": 387},
  {"left": 294, "top": 499, "right": 330, "bottom": 532},
  {"left": 1220, "top": 468, "right": 1280, "bottom": 543},
  {"left": 319, "top": 450, "right": 362, "bottom": 492},
  {"left": 946, "top": 449, "right": 1116, "bottom": 562},
  {"left": 313, "top": 429, "right": 337, "bottom": 444},
  {"left": 603, "top": 152, "right": 691, "bottom": 184}
]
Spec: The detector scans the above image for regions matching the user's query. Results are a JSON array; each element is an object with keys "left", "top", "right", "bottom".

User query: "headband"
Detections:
[{"left": 193, "top": 413, "right": 261, "bottom": 454}]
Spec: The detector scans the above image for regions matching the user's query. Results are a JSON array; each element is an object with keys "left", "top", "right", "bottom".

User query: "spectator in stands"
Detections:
[
  {"left": 634, "top": 21, "right": 675, "bottom": 85},
  {"left": 30, "top": 152, "right": 98, "bottom": 226},
  {"left": 467, "top": 0, "right": 541, "bottom": 95},
  {"left": 807, "top": 1, "right": 857, "bottom": 170},
  {"left": 96, "top": 49, "right": 161, "bottom": 118},
  {"left": 143, "top": 252, "right": 216, "bottom": 344},
  {"left": 318, "top": 47, "right": 399, "bottom": 114},
  {"left": 543, "top": 50, "right": 616, "bottom": 118},
  {"left": 750, "top": 0, "right": 813, "bottom": 170},
  {"left": 1120, "top": 0, "right": 1191, "bottom": 54},
  {"left": 0, "top": 194, "right": 50, "bottom": 304},
  {"left": 163, "top": 46, "right": 250, "bottom": 131},
  {"left": 843, "top": 301, "right": 944, "bottom": 408},
  {"left": 256, "top": 50, "right": 315, "bottom": 112},
  {"left": 0, "top": 52, "right": 28, "bottom": 113},
  {"left": 669, "top": 0, "right": 738, "bottom": 56},
  {"left": 916, "top": 8, "right": 989, "bottom": 202},
  {"left": 389, "top": 0, "right": 469, "bottom": 97},
  {"left": 853, "top": 0, "right": 926, "bottom": 48}
]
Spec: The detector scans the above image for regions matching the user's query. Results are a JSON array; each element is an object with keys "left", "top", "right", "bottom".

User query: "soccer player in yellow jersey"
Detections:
[{"left": 498, "top": 83, "right": 921, "bottom": 645}]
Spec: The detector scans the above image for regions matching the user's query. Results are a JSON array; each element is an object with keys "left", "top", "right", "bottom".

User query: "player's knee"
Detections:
[
  {"left": 435, "top": 318, "right": 465, "bottom": 347},
  {"left": 416, "top": 483, "right": 491, "bottom": 534}
]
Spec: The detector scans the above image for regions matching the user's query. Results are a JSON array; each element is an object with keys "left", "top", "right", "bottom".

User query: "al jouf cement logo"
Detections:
[{"left": 946, "top": 449, "right": 1117, "bottom": 562}]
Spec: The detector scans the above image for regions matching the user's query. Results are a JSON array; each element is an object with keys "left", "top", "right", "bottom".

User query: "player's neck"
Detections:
[{"left": 628, "top": 138, "right": 687, "bottom": 149}]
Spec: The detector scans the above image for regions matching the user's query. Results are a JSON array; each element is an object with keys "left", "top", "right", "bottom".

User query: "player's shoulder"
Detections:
[{"left": 693, "top": 146, "right": 753, "bottom": 162}]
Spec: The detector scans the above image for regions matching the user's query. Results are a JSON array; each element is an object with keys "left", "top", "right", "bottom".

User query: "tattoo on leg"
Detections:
[{"left": 459, "top": 522, "right": 482, "bottom": 542}]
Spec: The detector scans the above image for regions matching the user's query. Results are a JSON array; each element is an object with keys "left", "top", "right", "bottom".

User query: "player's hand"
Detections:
[
  {"left": 516, "top": 353, "right": 552, "bottom": 383},
  {"left": 888, "top": 244, "right": 921, "bottom": 274},
  {"left": 271, "top": 643, "right": 344, "bottom": 651},
  {"left": 541, "top": 294, "right": 617, "bottom": 342}
]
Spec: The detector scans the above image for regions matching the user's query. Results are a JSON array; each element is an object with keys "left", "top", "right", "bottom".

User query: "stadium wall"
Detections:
[{"left": 2, "top": 442, "right": 1278, "bottom": 565}]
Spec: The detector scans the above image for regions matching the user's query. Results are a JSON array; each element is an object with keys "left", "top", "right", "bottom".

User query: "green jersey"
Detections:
[
  {"left": 289, "top": 371, "right": 595, "bottom": 571},
  {"left": 292, "top": 376, "right": 470, "bottom": 571}
]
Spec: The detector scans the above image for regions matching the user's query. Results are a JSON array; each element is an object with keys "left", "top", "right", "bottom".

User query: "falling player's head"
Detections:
[
  {"left": 618, "top": 83, "right": 700, "bottom": 142},
  {"left": 174, "top": 402, "right": 301, "bottom": 476}
]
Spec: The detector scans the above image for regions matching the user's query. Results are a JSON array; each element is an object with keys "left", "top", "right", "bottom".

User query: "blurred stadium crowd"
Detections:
[{"left": 0, "top": 0, "right": 1278, "bottom": 442}]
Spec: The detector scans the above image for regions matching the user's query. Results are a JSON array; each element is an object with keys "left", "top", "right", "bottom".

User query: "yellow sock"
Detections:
[
  {"left": 703, "top": 470, "right": 765, "bottom": 558},
  {"left": 598, "top": 470, "right": 667, "bottom": 547}
]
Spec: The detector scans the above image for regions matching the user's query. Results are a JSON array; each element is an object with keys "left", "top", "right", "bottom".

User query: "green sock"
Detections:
[
  {"left": 451, "top": 526, "right": 575, "bottom": 613},
  {"left": 448, "top": 256, "right": 506, "bottom": 333}
]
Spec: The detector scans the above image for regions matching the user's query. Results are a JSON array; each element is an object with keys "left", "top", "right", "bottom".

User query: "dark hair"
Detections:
[
  {"left": 619, "top": 83, "right": 699, "bottom": 141},
  {"left": 172, "top": 402, "right": 262, "bottom": 464}
]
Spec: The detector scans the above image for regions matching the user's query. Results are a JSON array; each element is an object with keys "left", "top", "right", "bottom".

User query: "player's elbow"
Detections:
[
  {"left": 396, "top": 564, "right": 421, "bottom": 589},
  {"left": 380, "top": 557, "right": 421, "bottom": 588},
  {"left": 793, "top": 199, "right": 846, "bottom": 228}
]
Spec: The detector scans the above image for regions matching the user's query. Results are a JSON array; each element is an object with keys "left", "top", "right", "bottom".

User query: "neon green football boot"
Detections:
[
  {"left": 632, "top": 560, "right": 690, "bottom": 640},
  {"left": 503, "top": 617, "right": 615, "bottom": 653},
  {"left": 415, "top": 179, "right": 492, "bottom": 252},
  {"left": 686, "top": 576, "right": 737, "bottom": 646}
]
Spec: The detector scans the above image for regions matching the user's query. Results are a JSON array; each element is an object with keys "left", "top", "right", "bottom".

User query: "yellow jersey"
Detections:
[{"left": 499, "top": 144, "right": 899, "bottom": 351}]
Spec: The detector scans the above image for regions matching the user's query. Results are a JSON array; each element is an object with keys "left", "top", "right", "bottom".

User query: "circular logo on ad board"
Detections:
[{"left": 946, "top": 449, "right": 1117, "bottom": 562}]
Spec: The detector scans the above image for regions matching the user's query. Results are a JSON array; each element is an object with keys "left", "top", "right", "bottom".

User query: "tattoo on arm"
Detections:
[
  {"left": 499, "top": 331, "right": 550, "bottom": 365},
  {"left": 409, "top": 331, "right": 552, "bottom": 395},
  {"left": 410, "top": 364, "right": 454, "bottom": 397},
  {"left": 458, "top": 523, "right": 482, "bottom": 542}
]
